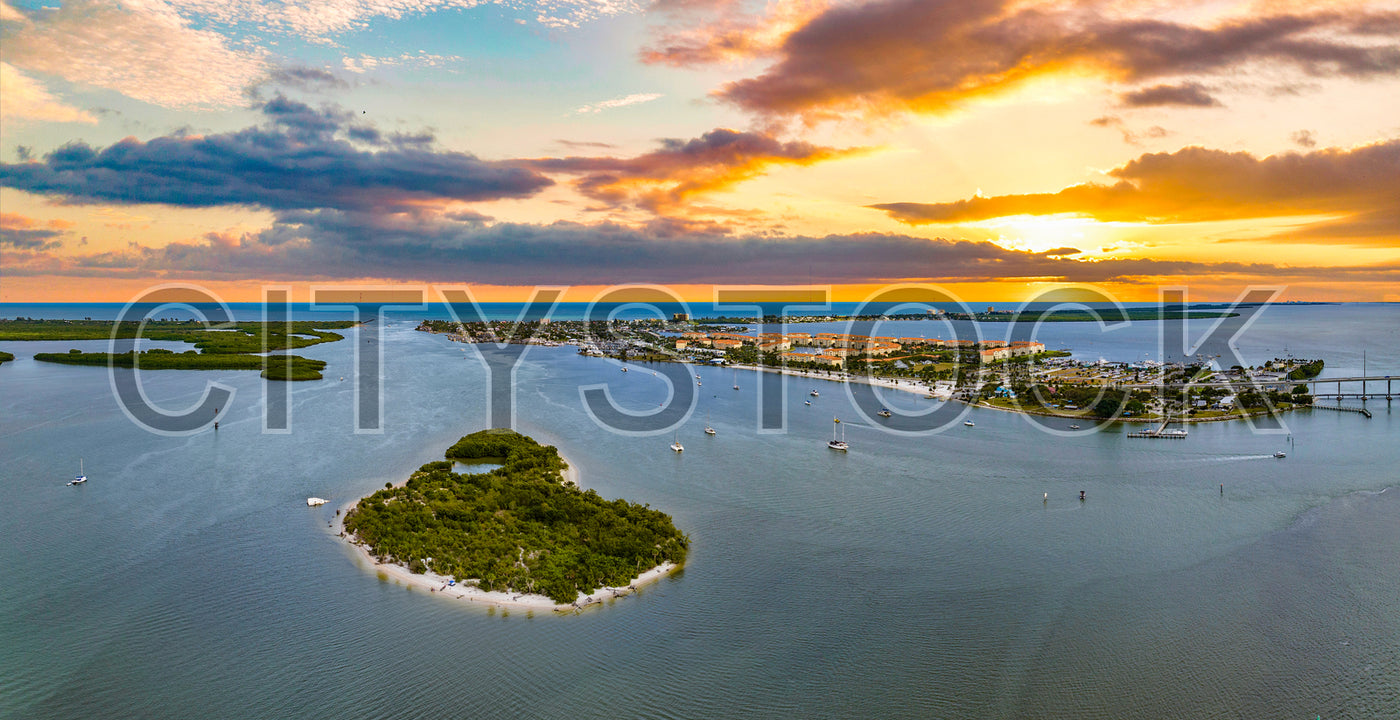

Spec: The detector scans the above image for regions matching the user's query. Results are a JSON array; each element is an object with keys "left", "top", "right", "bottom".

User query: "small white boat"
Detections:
[
  {"left": 68, "top": 459, "right": 88, "bottom": 486},
  {"left": 964, "top": 421, "right": 975, "bottom": 427},
  {"left": 621, "top": 366, "right": 628, "bottom": 372},
  {"left": 705, "top": 411, "right": 716, "bottom": 435},
  {"left": 670, "top": 434, "right": 684, "bottom": 453},
  {"left": 705, "top": 426, "right": 716, "bottom": 436},
  {"left": 809, "top": 390, "right": 819, "bottom": 397},
  {"left": 307, "top": 497, "right": 328, "bottom": 507},
  {"left": 1273, "top": 451, "right": 1287, "bottom": 458},
  {"left": 1069, "top": 424, "right": 1081, "bottom": 430},
  {"left": 804, "top": 400, "right": 811, "bottom": 406},
  {"left": 878, "top": 408, "right": 892, "bottom": 418},
  {"left": 696, "top": 381, "right": 702, "bottom": 386}
]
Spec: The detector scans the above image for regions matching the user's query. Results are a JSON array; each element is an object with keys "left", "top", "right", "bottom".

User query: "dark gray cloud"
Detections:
[
  {"left": 0, "top": 213, "right": 67, "bottom": 251},
  {"left": 0, "top": 226, "right": 65, "bottom": 251},
  {"left": 1121, "top": 82, "right": 1222, "bottom": 108},
  {"left": 0, "top": 97, "right": 552, "bottom": 212},
  {"left": 266, "top": 65, "right": 350, "bottom": 92},
  {"left": 16, "top": 208, "right": 1396, "bottom": 287}
]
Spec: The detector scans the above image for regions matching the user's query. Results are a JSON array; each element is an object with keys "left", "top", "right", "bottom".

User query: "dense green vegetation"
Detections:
[
  {"left": 344, "top": 429, "right": 688, "bottom": 604},
  {"left": 6, "top": 318, "right": 355, "bottom": 380},
  {"left": 34, "top": 349, "right": 328, "bottom": 381},
  {"left": 1287, "top": 359, "right": 1325, "bottom": 380},
  {"left": 0, "top": 318, "right": 354, "bottom": 350},
  {"left": 0, "top": 350, "right": 12, "bottom": 364}
]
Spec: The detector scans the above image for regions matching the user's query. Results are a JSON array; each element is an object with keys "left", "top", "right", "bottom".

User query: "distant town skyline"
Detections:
[{"left": 2, "top": 0, "right": 1398, "bottom": 302}]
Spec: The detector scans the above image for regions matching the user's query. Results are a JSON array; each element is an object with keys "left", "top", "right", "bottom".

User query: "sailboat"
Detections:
[
  {"left": 670, "top": 433, "right": 684, "bottom": 452},
  {"left": 705, "top": 410, "right": 716, "bottom": 435},
  {"left": 827, "top": 418, "right": 848, "bottom": 452},
  {"left": 69, "top": 459, "right": 87, "bottom": 486},
  {"left": 733, "top": 369, "right": 739, "bottom": 391}
]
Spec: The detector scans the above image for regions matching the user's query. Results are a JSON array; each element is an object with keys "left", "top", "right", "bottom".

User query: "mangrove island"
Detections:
[{"left": 341, "top": 429, "right": 688, "bottom": 610}]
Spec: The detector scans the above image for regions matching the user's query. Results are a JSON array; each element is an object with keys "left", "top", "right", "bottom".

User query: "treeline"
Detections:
[
  {"left": 0, "top": 350, "right": 13, "bottom": 364},
  {"left": 34, "top": 348, "right": 329, "bottom": 380},
  {"left": 0, "top": 319, "right": 355, "bottom": 353},
  {"left": 5, "top": 319, "right": 354, "bottom": 380},
  {"left": 1287, "top": 359, "right": 1324, "bottom": 380},
  {"left": 344, "top": 429, "right": 688, "bottom": 604}
]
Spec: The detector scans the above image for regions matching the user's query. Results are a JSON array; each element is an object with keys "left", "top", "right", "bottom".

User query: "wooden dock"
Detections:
[{"left": 1312, "top": 404, "right": 1373, "bottom": 418}]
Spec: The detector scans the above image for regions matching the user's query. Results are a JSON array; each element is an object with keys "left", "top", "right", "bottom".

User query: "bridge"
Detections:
[{"left": 1115, "top": 375, "right": 1397, "bottom": 400}]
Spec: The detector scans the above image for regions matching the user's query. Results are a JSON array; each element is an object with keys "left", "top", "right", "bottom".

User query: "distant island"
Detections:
[
  {"left": 0, "top": 350, "right": 13, "bottom": 365},
  {"left": 417, "top": 318, "right": 1336, "bottom": 426},
  {"left": 1, "top": 318, "right": 357, "bottom": 381},
  {"left": 690, "top": 306, "right": 1241, "bottom": 324},
  {"left": 341, "top": 429, "right": 688, "bottom": 610}
]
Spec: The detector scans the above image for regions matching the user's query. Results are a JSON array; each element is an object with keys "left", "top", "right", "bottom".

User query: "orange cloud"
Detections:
[
  {"left": 526, "top": 128, "right": 865, "bottom": 216},
  {"left": 695, "top": 0, "right": 1400, "bottom": 121},
  {"left": 871, "top": 139, "right": 1400, "bottom": 246},
  {"left": 641, "top": 0, "right": 829, "bottom": 67},
  {"left": 0, "top": 62, "right": 97, "bottom": 124}
]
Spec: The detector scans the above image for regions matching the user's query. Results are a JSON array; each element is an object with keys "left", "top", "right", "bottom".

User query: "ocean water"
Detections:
[{"left": 0, "top": 303, "right": 1396, "bottom": 719}]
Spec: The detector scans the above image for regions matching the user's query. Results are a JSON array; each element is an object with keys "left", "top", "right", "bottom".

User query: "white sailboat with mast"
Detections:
[
  {"left": 68, "top": 459, "right": 87, "bottom": 486},
  {"left": 827, "top": 418, "right": 848, "bottom": 452}
]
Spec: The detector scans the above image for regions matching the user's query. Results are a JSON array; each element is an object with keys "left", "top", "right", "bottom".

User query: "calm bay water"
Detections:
[{"left": 1, "top": 303, "right": 1397, "bottom": 718}]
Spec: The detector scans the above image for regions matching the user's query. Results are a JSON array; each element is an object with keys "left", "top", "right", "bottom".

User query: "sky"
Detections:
[{"left": 1, "top": 0, "right": 1398, "bottom": 303}]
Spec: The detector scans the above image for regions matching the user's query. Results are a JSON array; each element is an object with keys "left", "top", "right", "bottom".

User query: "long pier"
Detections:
[{"left": 1312, "top": 404, "right": 1373, "bottom": 418}]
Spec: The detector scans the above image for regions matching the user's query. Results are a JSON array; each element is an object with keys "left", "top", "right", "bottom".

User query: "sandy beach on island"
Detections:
[
  {"left": 333, "top": 448, "right": 676, "bottom": 613},
  {"left": 727, "top": 362, "right": 952, "bottom": 400}
]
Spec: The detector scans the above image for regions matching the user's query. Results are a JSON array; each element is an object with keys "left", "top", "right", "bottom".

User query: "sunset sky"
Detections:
[{"left": 2, "top": 0, "right": 1398, "bottom": 303}]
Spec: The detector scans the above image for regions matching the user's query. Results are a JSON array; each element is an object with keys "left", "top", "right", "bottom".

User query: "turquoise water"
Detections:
[{"left": 1, "top": 304, "right": 1397, "bottom": 718}]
